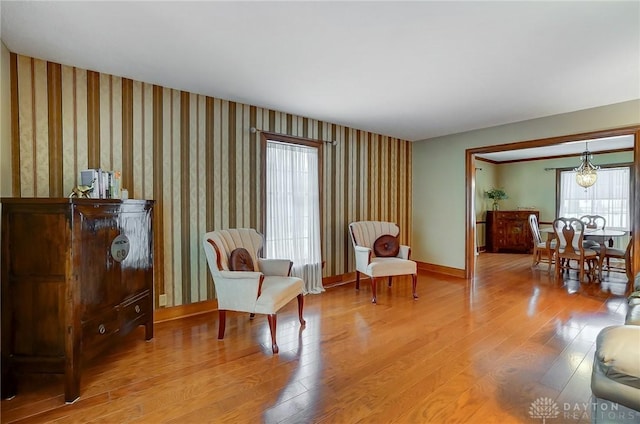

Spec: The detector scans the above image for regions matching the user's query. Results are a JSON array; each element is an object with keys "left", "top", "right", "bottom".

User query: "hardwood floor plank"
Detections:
[{"left": 1, "top": 253, "right": 632, "bottom": 423}]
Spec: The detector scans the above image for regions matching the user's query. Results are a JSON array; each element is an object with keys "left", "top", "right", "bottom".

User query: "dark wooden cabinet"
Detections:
[
  {"left": 1, "top": 198, "right": 154, "bottom": 403},
  {"left": 486, "top": 210, "right": 538, "bottom": 253}
]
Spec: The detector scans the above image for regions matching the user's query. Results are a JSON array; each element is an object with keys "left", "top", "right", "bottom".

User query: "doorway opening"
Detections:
[{"left": 465, "top": 127, "right": 640, "bottom": 280}]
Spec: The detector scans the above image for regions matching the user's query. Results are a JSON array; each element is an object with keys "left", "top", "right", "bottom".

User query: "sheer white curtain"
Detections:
[
  {"left": 558, "top": 167, "right": 630, "bottom": 230},
  {"left": 265, "top": 141, "right": 324, "bottom": 294}
]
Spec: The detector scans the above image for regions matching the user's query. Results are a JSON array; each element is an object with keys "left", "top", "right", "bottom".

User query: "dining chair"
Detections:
[
  {"left": 597, "top": 236, "right": 633, "bottom": 286},
  {"left": 579, "top": 214, "right": 606, "bottom": 250},
  {"left": 528, "top": 214, "right": 556, "bottom": 272},
  {"left": 553, "top": 217, "right": 599, "bottom": 283},
  {"left": 579, "top": 215, "right": 607, "bottom": 230}
]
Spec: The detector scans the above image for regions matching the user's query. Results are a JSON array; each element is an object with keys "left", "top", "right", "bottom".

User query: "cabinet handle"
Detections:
[
  {"left": 134, "top": 305, "right": 141, "bottom": 314},
  {"left": 98, "top": 324, "right": 106, "bottom": 334}
]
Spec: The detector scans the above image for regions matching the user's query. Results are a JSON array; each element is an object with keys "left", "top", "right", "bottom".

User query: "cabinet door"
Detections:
[
  {"left": 73, "top": 203, "right": 122, "bottom": 320},
  {"left": 118, "top": 202, "right": 153, "bottom": 339},
  {"left": 119, "top": 202, "right": 153, "bottom": 299},
  {"left": 502, "top": 217, "right": 527, "bottom": 250}
]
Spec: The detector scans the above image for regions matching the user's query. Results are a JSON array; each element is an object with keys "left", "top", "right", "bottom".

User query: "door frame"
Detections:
[{"left": 465, "top": 126, "right": 640, "bottom": 280}]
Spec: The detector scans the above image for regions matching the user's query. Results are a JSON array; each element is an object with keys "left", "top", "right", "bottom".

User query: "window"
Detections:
[
  {"left": 558, "top": 166, "right": 631, "bottom": 230},
  {"left": 264, "top": 139, "right": 324, "bottom": 294}
]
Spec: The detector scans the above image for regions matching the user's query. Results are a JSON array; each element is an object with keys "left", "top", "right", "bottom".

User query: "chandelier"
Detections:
[{"left": 574, "top": 142, "right": 600, "bottom": 188}]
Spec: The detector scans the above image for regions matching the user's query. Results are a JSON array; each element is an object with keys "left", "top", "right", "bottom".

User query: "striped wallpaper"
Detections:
[{"left": 9, "top": 53, "right": 412, "bottom": 307}]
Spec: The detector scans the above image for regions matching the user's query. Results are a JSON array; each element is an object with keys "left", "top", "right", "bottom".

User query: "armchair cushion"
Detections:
[
  {"left": 366, "top": 257, "right": 417, "bottom": 277},
  {"left": 255, "top": 276, "right": 304, "bottom": 315},
  {"left": 229, "top": 248, "right": 255, "bottom": 271},
  {"left": 373, "top": 234, "right": 400, "bottom": 257}
]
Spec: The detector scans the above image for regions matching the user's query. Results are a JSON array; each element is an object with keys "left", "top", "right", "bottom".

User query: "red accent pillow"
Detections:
[
  {"left": 373, "top": 235, "right": 400, "bottom": 257},
  {"left": 229, "top": 248, "right": 254, "bottom": 271}
]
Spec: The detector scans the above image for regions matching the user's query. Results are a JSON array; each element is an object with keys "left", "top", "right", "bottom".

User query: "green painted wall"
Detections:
[
  {"left": 413, "top": 100, "right": 640, "bottom": 270},
  {"left": 475, "top": 151, "right": 633, "bottom": 249}
]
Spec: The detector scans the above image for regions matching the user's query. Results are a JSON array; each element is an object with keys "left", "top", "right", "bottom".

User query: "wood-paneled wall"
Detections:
[{"left": 9, "top": 53, "right": 412, "bottom": 307}]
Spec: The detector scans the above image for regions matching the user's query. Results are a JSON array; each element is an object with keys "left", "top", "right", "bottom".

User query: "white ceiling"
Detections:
[
  {"left": 475, "top": 134, "right": 634, "bottom": 162},
  {"left": 1, "top": 1, "right": 639, "bottom": 142}
]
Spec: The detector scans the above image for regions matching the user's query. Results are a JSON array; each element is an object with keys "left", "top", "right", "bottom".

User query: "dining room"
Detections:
[{"left": 472, "top": 131, "right": 635, "bottom": 293}]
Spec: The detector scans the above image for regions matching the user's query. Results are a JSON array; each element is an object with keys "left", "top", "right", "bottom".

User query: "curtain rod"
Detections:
[{"left": 250, "top": 127, "right": 337, "bottom": 146}]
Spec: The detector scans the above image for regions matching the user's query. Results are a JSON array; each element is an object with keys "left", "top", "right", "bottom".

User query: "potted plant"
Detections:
[{"left": 485, "top": 188, "right": 508, "bottom": 211}]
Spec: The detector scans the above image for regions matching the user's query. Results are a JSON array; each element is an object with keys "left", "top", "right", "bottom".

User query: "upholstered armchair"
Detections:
[
  {"left": 348, "top": 221, "right": 417, "bottom": 304},
  {"left": 202, "top": 228, "right": 305, "bottom": 353}
]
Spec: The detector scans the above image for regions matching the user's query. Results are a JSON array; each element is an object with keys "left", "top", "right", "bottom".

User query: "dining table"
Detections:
[{"left": 540, "top": 226, "right": 627, "bottom": 281}]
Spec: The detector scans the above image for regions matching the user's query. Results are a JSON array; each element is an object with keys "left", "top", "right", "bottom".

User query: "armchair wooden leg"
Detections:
[
  {"left": 217, "top": 310, "right": 226, "bottom": 340},
  {"left": 355, "top": 271, "right": 360, "bottom": 290},
  {"left": 267, "top": 314, "right": 278, "bottom": 354},
  {"left": 388, "top": 276, "right": 392, "bottom": 287},
  {"left": 370, "top": 278, "right": 377, "bottom": 304},
  {"left": 412, "top": 274, "right": 418, "bottom": 299},
  {"left": 297, "top": 293, "right": 306, "bottom": 326}
]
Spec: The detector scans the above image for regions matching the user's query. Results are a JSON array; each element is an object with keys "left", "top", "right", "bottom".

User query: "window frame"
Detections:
[
  {"left": 555, "top": 162, "right": 635, "bottom": 229},
  {"left": 259, "top": 131, "right": 324, "bottom": 247}
]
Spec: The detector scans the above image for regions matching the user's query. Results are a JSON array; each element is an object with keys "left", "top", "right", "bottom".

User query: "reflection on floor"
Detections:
[{"left": 0, "top": 252, "right": 634, "bottom": 423}]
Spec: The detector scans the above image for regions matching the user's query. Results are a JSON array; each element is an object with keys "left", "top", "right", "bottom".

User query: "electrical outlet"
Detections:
[{"left": 158, "top": 294, "right": 167, "bottom": 307}]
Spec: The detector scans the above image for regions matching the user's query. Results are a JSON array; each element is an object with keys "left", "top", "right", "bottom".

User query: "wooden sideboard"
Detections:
[
  {"left": 486, "top": 210, "right": 538, "bottom": 253},
  {"left": 1, "top": 198, "right": 154, "bottom": 403}
]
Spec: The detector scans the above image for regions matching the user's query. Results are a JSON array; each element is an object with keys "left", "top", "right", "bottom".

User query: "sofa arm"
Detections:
[
  {"left": 626, "top": 292, "right": 640, "bottom": 325},
  {"left": 626, "top": 273, "right": 640, "bottom": 325},
  {"left": 258, "top": 258, "right": 292, "bottom": 276}
]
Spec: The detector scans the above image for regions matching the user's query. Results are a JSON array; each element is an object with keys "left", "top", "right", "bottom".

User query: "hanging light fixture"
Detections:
[{"left": 574, "top": 142, "right": 600, "bottom": 188}]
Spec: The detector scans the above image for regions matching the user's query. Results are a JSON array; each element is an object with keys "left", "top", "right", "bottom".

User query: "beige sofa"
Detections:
[{"left": 590, "top": 273, "right": 640, "bottom": 423}]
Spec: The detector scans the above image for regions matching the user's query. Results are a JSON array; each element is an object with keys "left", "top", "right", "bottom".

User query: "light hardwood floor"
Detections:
[{"left": 1, "top": 253, "right": 632, "bottom": 423}]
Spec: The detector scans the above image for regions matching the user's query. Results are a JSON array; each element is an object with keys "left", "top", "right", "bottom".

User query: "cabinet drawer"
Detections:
[
  {"left": 82, "top": 308, "right": 119, "bottom": 359},
  {"left": 119, "top": 291, "right": 151, "bottom": 334},
  {"left": 513, "top": 212, "right": 532, "bottom": 220}
]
